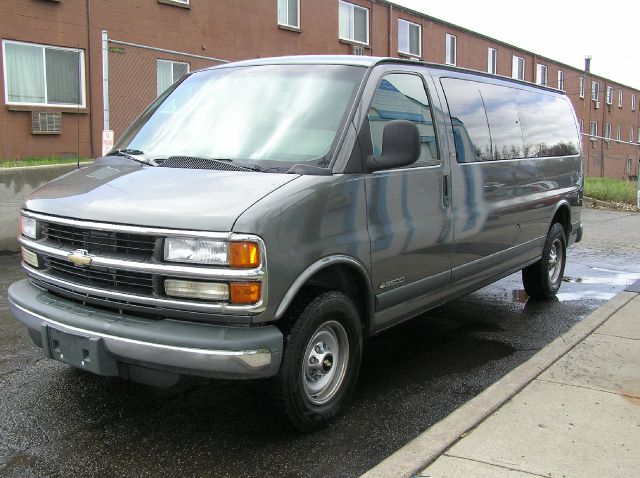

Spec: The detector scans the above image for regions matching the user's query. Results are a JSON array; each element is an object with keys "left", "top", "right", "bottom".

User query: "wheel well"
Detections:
[
  {"left": 293, "top": 264, "right": 372, "bottom": 334},
  {"left": 552, "top": 205, "right": 571, "bottom": 238}
]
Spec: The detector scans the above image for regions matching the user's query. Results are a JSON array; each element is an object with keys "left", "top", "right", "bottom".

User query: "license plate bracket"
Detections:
[{"left": 42, "top": 323, "right": 119, "bottom": 377}]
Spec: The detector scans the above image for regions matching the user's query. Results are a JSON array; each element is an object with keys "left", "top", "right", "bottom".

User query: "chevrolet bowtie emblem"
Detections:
[{"left": 67, "top": 249, "right": 92, "bottom": 267}]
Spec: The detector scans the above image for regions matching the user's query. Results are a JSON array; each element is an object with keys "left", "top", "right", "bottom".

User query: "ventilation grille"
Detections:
[
  {"left": 32, "top": 111, "right": 62, "bottom": 134},
  {"left": 157, "top": 156, "right": 250, "bottom": 171},
  {"left": 352, "top": 45, "right": 365, "bottom": 56}
]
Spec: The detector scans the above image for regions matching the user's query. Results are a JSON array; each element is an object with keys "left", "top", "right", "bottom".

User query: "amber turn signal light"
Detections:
[
  {"left": 230, "top": 282, "right": 261, "bottom": 304},
  {"left": 229, "top": 241, "right": 260, "bottom": 268}
]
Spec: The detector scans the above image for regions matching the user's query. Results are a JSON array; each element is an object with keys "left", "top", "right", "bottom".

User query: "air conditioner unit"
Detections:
[
  {"left": 607, "top": 103, "right": 613, "bottom": 112},
  {"left": 352, "top": 45, "right": 365, "bottom": 56},
  {"left": 32, "top": 111, "right": 62, "bottom": 135},
  {"left": 594, "top": 101, "right": 600, "bottom": 109}
]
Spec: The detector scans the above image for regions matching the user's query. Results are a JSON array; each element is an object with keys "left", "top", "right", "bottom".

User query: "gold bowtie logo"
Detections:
[{"left": 67, "top": 249, "right": 92, "bottom": 267}]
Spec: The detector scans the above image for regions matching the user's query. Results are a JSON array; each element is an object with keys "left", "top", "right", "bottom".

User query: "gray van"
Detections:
[{"left": 8, "top": 56, "right": 583, "bottom": 431}]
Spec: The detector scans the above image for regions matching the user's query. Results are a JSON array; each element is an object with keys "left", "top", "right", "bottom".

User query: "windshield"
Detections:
[{"left": 114, "top": 64, "right": 366, "bottom": 169}]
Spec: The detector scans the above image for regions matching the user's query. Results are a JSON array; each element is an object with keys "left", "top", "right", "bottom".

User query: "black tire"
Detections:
[
  {"left": 522, "top": 222, "right": 567, "bottom": 300},
  {"left": 272, "top": 290, "right": 362, "bottom": 432}
]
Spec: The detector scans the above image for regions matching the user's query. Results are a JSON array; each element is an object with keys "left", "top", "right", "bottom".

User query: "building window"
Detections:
[
  {"left": 579, "top": 77, "right": 585, "bottom": 98},
  {"left": 398, "top": 19, "right": 421, "bottom": 57},
  {"left": 633, "top": 94, "right": 636, "bottom": 111},
  {"left": 557, "top": 70, "right": 564, "bottom": 90},
  {"left": 487, "top": 48, "right": 497, "bottom": 75},
  {"left": 589, "top": 121, "right": 598, "bottom": 138},
  {"left": 604, "top": 122, "right": 611, "bottom": 141},
  {"left": 606, "top": 86, "right": 613, "bottom": 105},
  {"left": 618, "top": 89, "right": 623, "bottom": 108},
  {"left": 157, "top": 59, "right": 189, "bottom": 96},
  {"left": 591, "top": 81, "right": 599, "bottom": 101},
  {"left": 278, "top": 0, "right": 300, "bottom": 28},
  {"left": 579, "top": 119, "right": 584, "bottom": 133},
  {"left": 631, "top": 127, "right": 635, "bottom": 143},
  {"left": 2, "top": 40, "right": 85, "bottom": 107},
  {"left": 616, "top": 124, "right": 621, "bottom": 141},
  {"left": 512, "top": 56, "right": 524, "bottom": 81},
  {"left": 445, "top": 34, "right": 456, "bottom": 66},
  {"left": 339, "top": 1, "right": 369, "bottom": 45},
  {"left": 536, "top": 64, "right": 547, "bottom": 86},
  {"left": 637, "top": 127, "right": 640, "bottom": 143}
]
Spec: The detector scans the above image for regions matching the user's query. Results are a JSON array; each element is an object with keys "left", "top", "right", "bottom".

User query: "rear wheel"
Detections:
[
  {"left": 273, "top": 291, "right": 362, "bottom": 432},
  {"left": 522, "top": 222, "right": 566, "bottom": 300}
]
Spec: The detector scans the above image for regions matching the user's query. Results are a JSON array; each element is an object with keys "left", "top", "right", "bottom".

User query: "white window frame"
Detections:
[
  {"left": 277, "top": 0, "right": 300, "bottom": 29},
  {"left": 579, "top": 77, "right": 585, "bottom": 99},
  {"left": 512, "top": 55, "right": 525, "bottom": 81},
  {"left": 637, "top": 127, "right": 640, "bottom": 143},
  {"left": 397, "top": 19, "right": 421, "bottom": 57},
  {"left": 338, "top": 1, "right": 370, "bottom": 46},
  {"left": 156, "top": 59, "right": 190, "bottom": 97},
  {"left": 2, "top": 39, "right": 86, "bottom": 108},
  {"left": 536, "top": 63, "right": 547, "bottom": 86},
  {"left": 616, "top": 124, "right": 621, "bottom": 141},
  {"left": 604, "top": 122, "right": 611, "bottom": 140},
  {"left": 632, "top": 94, "right": 636, "bottom": 111},
  {"left": 579, "top": 119, "right": 584, "bottom": 133},
  {"left": 445, "top": 34, "right": 456, "bottom": 66},
  {"left": 487, "top": 48, "right": 497, "bottom": 75},
  {"left": 589, "top": 121, "right": 598, "bottom": 137},
  {"left": 618, "top": 89, "right": 623, "bottom": 108},
  {"left": 592, "top": 81, "right": 599, "bottom": 101},
  {"left": 631, "top": 127, "right": 635, "bottom": 143},
  {"left": 606, "top": 86, "right": 613, "bottom": 105},
  {"left": 557, "top": 70, "right": 564, "bottom": 91}
]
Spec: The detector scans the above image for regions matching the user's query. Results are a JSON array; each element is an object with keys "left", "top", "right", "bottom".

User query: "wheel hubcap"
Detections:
[
  {"left": 548, "top": 238, "right": 563, "bottom": 284},
  {"left": 302, "top": 321, "right": 349, "bottom": 405}
]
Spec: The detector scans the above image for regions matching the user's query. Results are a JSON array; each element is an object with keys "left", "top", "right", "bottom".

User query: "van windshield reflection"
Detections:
[{"left": 115, "top": 65, "right": 366, "bottom": 170}]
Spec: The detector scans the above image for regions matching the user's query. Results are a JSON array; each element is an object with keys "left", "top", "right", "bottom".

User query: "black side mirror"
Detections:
[{"left": 366, "top": 120, "right": 420, "bottom": 172}]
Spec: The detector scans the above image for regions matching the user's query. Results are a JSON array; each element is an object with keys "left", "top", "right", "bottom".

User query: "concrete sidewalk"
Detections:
[{"left": 362, "top": 281, "right": 640, "bottom": 478}]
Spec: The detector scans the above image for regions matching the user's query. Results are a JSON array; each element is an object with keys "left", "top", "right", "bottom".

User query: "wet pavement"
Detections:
[{"left": 1, "top": 208, "right": 639, "bottom": 478}]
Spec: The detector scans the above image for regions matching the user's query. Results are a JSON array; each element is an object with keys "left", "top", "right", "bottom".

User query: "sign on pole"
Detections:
[{"left": 102, "top": 130, "right": 114, "bottom": 157}]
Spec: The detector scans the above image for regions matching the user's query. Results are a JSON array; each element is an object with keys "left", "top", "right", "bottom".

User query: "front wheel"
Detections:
[
  {"left": 272, "top": 291, "right": 362, "bottom": 432},
  {"left": 522, "top": 222, "right": 567, "bottom": 300}
]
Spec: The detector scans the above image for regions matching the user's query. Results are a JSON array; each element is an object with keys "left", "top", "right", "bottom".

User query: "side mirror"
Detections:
[{"left": 366, "top": 120, "right": 420, "bottom": 172}]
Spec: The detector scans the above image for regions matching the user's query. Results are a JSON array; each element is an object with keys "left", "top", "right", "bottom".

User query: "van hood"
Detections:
[{"left": 24, "top": 162, "right": 299, "bottom": 231}]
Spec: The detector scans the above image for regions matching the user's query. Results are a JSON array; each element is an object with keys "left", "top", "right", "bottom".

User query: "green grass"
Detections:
[
  {"left": 584, "top": 177, "right": 637, "bottom": 205},
  {"left": 0, "top": 156, "right": 92, "bottom": 168}
]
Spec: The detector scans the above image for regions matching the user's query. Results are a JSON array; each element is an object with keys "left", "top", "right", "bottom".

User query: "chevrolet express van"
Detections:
[{"left": 9, "top": 56, "right": 583, "bottom": 431}]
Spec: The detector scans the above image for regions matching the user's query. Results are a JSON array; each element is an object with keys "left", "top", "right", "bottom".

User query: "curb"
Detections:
[{"left": 359, "top": 290, "right": 637, "bottom": 478}]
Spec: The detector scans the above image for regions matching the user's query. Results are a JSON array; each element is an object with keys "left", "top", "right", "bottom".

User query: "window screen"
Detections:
[{"left": 367, "top": 73, "right": 438, "bottom": 164}]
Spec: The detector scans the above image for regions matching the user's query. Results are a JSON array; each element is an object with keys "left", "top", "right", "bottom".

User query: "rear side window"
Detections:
[
  {"left": 367, "top": 73, "right": 439, "bottom": 165},
  {"left": 478, "top": 83, "right": 524, "bottom": 159},
  {"left": 440, "top": 78, "right": 492, "bottom": 162},
  {"left": 513, "top": 90, "right": 580, "bottom": 157},
  {"left": 442, "top": 77, "right": 579, "bottom": 162}
]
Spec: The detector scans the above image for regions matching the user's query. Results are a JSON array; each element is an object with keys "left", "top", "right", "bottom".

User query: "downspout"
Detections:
[
  {"left": 388, "top": 3, "right": 392, "bottom": 57},
  {"left": 86, "top": 0, "right": 95, "bottom": 157}
]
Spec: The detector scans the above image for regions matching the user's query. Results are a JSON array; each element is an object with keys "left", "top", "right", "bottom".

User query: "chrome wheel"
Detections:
[
  {"left": 302, "top": 320, "right": 349, "bottom": 405},
  {"left": 548, "top": 238, "right": 563, "bottom": 284}
]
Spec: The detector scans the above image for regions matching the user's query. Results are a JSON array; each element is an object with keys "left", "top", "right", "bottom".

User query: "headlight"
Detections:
[
  {"left": 164, "top": 238, "right": 229, "bottom": 265},
  {"left": 164, "top": 237, "right": 260, "bottom": 267},
  {"left": 21, "top": 216, "right": 37, "bottom": 239}
]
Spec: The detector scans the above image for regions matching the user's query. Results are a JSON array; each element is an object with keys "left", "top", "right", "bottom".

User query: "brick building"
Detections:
[{"left": 1, "top": 0, "right": 639, "bottom": 178}]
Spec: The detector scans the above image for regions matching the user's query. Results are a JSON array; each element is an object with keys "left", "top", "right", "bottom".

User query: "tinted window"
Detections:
[
  {"left": 368, "top": 73, "right": 438, "bottom": 165},
  {"left": 479, "top": 83, "right": 524, "bottom": 160},
  {"left": 514, "top": 90, "right": 580, "bottom": 157},
  {"left": 441, "top": 78, "right": 492, "bottom": 162}
]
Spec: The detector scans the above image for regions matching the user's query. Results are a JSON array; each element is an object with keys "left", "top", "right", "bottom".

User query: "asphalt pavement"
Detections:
[{"left": 1, "top": 207, "right": 639, "bottom": 478}]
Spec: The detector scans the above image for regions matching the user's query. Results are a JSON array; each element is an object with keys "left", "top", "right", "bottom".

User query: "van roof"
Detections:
[{"left": 207, "top": 55, "right": 565, "bottom": 94}]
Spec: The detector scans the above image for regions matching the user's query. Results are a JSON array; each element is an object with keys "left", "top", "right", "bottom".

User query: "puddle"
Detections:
[{"left": 556, "top": 291, "right": 616, "bottom": 301}]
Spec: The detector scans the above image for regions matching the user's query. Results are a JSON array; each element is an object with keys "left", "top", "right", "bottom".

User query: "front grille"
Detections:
[
  {"left": 42, "top": 221, "right": 157, "bottom": 257},
  {"left": 44, "top": 257, "right": 154, "bottom": 295}
]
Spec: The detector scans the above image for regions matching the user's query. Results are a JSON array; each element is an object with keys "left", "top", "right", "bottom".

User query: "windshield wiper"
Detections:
[
  {"left": 206, "top": 158, "right": 278, "bottom": 173},
  {"left": 110, "top": 149, "right": 157, "bottom": 166}
]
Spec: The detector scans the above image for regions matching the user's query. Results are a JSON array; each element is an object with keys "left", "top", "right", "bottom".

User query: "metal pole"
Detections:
[{"left": 101, "top": 30, "right": 109, "bottom": 131}]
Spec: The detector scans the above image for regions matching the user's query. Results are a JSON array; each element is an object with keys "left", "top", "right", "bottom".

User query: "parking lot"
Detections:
[{"left": 1, "top": 207, "right": 639, "bottom": 478}]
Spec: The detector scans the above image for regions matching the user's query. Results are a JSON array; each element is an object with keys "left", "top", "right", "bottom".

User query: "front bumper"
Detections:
[{"left": 8, "top": 279, "right": 283, "bottom": 384}]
